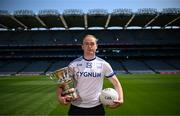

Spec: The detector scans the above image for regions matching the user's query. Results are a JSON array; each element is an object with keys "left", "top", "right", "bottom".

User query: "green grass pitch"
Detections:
[{"left": 0, "top": 74, "right": 180, "bottom": 115}]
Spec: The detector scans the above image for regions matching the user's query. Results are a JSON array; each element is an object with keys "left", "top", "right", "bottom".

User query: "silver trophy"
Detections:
[{"left": 49, "top": 67, "right": 78, "bottom": 101}]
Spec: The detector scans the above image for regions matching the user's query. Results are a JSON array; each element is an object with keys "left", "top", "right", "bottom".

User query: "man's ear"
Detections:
[
  {"left": 95, "top": 44, "right": 98, "bottom": 51},
  {"left": 81, "top": 44, "right": 84, "bottom": 50}
]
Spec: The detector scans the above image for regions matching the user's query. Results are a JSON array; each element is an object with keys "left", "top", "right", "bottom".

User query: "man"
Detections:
[{"left": 56, "top": 34, "right": 124, "bottom": 115}]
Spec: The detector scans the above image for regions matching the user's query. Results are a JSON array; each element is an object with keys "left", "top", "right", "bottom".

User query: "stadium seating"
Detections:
[
  {"left": 143, "top": 59, "right": 180, "bottom": 74},
  {"left": 0, "top": 60, "right": 29, "bottom": 76},
  {"left": 163, "top": 59, "right": 180, "bottom": 70},
  {"left": 0, "top": 29, "right": 180, "bottom": 46},
  {"left": 0, "top": 29, "right": 180, "bottom": 75},
  {"left": 0, "top": 8, "right": 180, "bottom": 76},
  {"left": 122, "top": 59, "right": 155, "bottom": 74},
  {"left": 46, "top": 59, "right": 71, "bottom": 74},
  {"left": 18, "top": 60, "right": 51, "bottom": 75},
  {"left": 0, "top": 31, "right": 12, "bottom": 46}
]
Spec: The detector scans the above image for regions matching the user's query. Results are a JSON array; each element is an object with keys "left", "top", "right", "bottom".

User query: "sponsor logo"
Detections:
[
  {"left": 77, "top": 64, "right": 82, "bottom": 66},
  {"left": 105, "top": 96, "right": 112, "bottom": 100},
  {"left": 76, "top": 71, "right": 101, "bottom": 78}
]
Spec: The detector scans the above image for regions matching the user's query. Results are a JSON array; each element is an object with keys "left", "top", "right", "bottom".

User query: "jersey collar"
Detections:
[{"left": 83, "top": 56, "right": 96, "bottom": 61}]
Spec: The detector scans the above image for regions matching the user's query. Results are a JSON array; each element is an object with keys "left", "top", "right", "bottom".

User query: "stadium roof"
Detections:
[{"left": 0, "top": 8, "right": 180, "bottom": 30}]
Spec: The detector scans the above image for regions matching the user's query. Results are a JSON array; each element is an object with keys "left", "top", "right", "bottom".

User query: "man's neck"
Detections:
[{"left": 83, "top": 54, "right": 95, "bottom": 61}]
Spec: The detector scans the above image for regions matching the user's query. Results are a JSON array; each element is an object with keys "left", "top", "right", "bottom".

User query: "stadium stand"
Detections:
[
  {"left": 0, "top": 60, "right": 29, "bottom": 76},
  {"left": 18, "top": 60, "right": 51, "bottom": 75},
  {"left": 143, "top": 59, "right": 180, "bottom": 74},
  {"left": 163, "top": 59, "right": 180, "bottom": 70},
  {"left": 46, "top": 59, "right": 72, "bottom": 74},
  {"left": 113, "top": 30, "right": 137, "bottom": 45},
  {"left": 0, "top": 29, "right": 180, "bottom": 46},
  {"left": 121, "top": 59, "right": 155, "bottom": 74},
  {"left": 0, "top": 8, "right": 180, "bottom": 75}
]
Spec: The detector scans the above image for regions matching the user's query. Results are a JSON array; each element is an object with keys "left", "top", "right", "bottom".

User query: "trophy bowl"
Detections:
[{"left": 49, "top": 67, "right": 78, "bottom": 101}]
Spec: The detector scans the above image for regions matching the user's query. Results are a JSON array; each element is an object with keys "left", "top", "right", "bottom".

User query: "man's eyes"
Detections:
[{"left": 85, "top": 43, "right": 95, "bottom": 46}]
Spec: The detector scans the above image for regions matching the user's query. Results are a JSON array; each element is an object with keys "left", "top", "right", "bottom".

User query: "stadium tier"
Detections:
[
  {"left": 0, "top": 29, "right": 180, "bottom": 46},
  {"left": 121, "top": 59, "right": 155, "bottom": 74},
  {"left": 0, "top": 8, "right": 180, "bottom": 76},
  {"left": 0, "top": 29, "right": 180, "bottom": 75},
  {"left": 143, "top": 59, "right": 179, "bottom": 73}
]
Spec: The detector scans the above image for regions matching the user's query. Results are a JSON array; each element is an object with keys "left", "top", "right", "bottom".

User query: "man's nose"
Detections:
[{"left": 87, "top": 44, "right": 91, "bottom": 47}]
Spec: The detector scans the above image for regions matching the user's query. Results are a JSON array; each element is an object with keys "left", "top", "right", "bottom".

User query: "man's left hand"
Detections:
[{"left": 108, "top": 99, "right": 123, "bottom": 108}]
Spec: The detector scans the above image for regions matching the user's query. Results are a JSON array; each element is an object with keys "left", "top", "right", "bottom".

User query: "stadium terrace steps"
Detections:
[
  {"left": 0, "top": 30, "right": 180, "bottom": 46},
  {"left": 0, "top": 59, "right": 180, "bottom": 76},
  {"left": 163, "top": 59, "right": 180, "bottom": 70},
  {"left": 0, "top": 29, "right": 180, "bottom": 76},
  {"left": 122, "top": 60, "right": 155, "bottom": 74},
  {"left": 143, "top": 59, "right": 180, "bottom": 73}
]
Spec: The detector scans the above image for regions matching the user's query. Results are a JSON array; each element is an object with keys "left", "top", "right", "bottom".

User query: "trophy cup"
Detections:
[{"left": 49, "top": 67, "right": 78, "bottom": 101}]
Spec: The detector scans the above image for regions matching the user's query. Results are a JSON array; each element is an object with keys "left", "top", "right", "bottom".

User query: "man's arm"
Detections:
[{"left": 108, "top": 75, "right": 124, "bottom": 108}]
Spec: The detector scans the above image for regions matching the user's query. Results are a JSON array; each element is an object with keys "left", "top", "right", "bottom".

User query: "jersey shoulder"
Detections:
[
  {"left": 96, "top": 56, "right": 106, "bottom": 62},
  {"left": 69, "top": 56, "right": 83, "bottom": 65},
  {"left": 96, "top": 57, "right": 113, "bottom": 69},
  {"left": 96, "top": 56, "right": 109, "bottom": 64}
]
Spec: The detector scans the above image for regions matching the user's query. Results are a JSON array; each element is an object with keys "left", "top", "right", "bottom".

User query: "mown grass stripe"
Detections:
[
  {"left": 4, "top": 86, "right": 52, "bottom": 115},
  {"left": 0, "top": 74, "right": 180, "bottom": 115},
  {"left": 0, "top": 85, "right": 54, "bottom": 114},
  {"left": 30, "top": 93, "right": 57, "bottom": 114}
]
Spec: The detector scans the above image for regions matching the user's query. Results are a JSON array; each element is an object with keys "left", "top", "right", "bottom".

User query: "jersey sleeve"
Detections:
[
  {"left": 68, "top": 61, "right": 79, "bottom": 80},
  {"left": 104, "top": 62, "right": 115, "bottom": 78},
  {"left": 68, "top": 62, "right": 74, "bottom": 69}
]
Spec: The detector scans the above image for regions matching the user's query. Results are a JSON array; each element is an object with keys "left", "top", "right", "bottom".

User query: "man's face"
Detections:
[{"left": 82, "top": 36, "right": 97, "bottom": 55}]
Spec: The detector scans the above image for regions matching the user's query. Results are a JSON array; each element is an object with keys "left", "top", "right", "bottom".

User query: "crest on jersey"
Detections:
[
  {"left": 97, "top": 63, "right": 102, "bottom": 69},
  {"left": 86, "top": 62, "right": 92, "bottom": 68}
]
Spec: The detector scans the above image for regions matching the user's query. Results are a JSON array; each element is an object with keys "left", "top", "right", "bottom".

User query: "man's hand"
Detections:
[
  {"left": 58, "top": 95, "right": 72, "bottom": 105},
  {"left": 107, "top": 99, "right": 123, "bottom": 108},
  {"left": 108, "top": 75, "right": 124, "bottom": 108}
]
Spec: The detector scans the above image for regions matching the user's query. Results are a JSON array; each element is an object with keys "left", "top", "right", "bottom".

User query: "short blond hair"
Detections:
[{"left": 82, "top": 34, "right": 98, "bottom": 44}]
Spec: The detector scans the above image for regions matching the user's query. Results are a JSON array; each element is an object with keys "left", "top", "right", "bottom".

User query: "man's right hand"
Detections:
[
  {"left": 57, "top": 86, "right": 71, "bottom": 105},
  {"left": 58, "top": 95, "right": 72, "bottom": 105}
]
